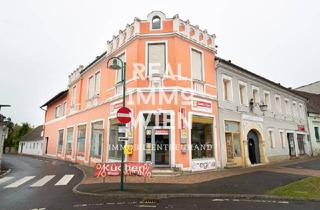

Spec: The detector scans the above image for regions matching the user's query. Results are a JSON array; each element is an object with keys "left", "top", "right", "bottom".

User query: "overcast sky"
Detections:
[{"left": 0, "top": 0, "right": 319, "bottom": 126}]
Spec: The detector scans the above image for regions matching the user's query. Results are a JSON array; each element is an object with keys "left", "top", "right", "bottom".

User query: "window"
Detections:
[
  {"left": 90, "top": 121, "right": 103, "bottom": 158},
  {"left": 71, "top": 85, "right": 76, "bottom": 107},
  {"left": 63, "top": 101, "right": 67, "bottom": 116},
  {"left": 275, "top": 95, "right": 282, "bottom": 113},
  {"left": 151, "top": 16, "right": 161, "bottom": 29},
  {"left": 292, "top": 101, "right": 298, "bottom": 118},
  {"left": 87, "top": 72, "right": 101, "bottom": 99},
  {"left": 315, "top": 127, "right": 320, "bottom": 142},
  {"left": 299, "top": 104, "right": 305, "bottom": 119},
  {"left": 66, "top": 127, "right": 73, "bottom": 155},
  {"left": 77, "top": 125, "right": 86, "bottom": 156},
  {"left": 284, "top": 99, "right": 290, "bottom": 115},
  {"left": 191, "top": 116, "right": 214, "bottom": 159},
  {"left": 148, "top": 43, "right": 166, "bottom": 76},
  {"left": 191, "top": 49, "right": 203, "bottom": 81},
  {"left": 280, "top": 131, "right": 286, "bottom": 148},
  {"left": 55, "top": 105, "right": 61, "bottom": 118},
  {"left": 116, "top": 53, "right": 126, "bottom": 83},
  {"left": 108, "top": 119, "right": 125, "bottom": 160},
  {"left": 268, "top": 130, "right": 275, "bottom": 148},
  {"left": 264, "top": 91, "right": 271, "bottom": 110},
  {"left": 252, "top": 87, "right": 260, "bottom": 104},
  {"left": 57, "top": 129, "right": 64, "bottom": 153},
  {"left": 94, "top": 71, "right": 100, "bottom": 95},
  {"left": 239, "top": 82, "right": 247, "bottom": 105},
  {"left": 222, "top": 76, "right": 232, "bottom": 101},
  {"left": 88, "top": 76, "right": 94, "bottom": 99}
]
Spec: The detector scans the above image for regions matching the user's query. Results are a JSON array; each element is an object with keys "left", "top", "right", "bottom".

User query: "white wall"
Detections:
[{"left": 19, "top": 140, "right": 44, "bottom": 156}]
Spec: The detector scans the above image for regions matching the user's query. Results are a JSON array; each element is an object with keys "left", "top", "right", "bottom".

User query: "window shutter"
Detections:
[
  {"left": 148, "top": 43, "right": 165, "bottom": 76},
  {"left": 192, "top": 49, "right": 203, "bottom": 80}
]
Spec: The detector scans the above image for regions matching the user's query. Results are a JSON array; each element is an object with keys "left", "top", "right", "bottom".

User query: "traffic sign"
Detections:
[{"left": 117, "top": 107, "right": 131, "bottom": 124}]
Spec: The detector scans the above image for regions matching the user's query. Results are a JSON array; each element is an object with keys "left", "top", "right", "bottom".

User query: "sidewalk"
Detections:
[{"left": 74, "top": 157, "right": 320, "bottom": 199}]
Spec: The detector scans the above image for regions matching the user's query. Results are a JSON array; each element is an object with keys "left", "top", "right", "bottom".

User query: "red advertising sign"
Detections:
[
  {"left": 117, "top": 107, "right": 131, "bottom": 124},
  {"left": 95, "top": 162, "right": 152, "bottom": 178},
  {"left": 196, "top": 101, "right": 211, "bottom": 108},
  {"left": 155, "top": 129, "right": 169, "bottom": 135}
]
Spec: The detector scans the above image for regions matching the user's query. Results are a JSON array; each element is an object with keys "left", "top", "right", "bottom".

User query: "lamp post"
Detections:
[{"left": 107, "top": 56, "right": 126, "bottom": 192}]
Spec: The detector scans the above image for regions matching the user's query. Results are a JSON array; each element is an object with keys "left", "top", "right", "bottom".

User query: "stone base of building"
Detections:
[{"left": 267, "top": 155, "right": 289, "bottom": 163}]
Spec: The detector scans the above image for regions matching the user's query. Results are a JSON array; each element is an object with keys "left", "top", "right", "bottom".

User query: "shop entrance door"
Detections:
[
  {"left": 297, "top": 134, "right": 305, "bottom": 155},
  {"left": 145, "top": 127, "right": 170, "bottom": 167}
]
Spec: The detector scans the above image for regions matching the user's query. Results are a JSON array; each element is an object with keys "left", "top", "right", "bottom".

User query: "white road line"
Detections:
[
  {"left": 4, "top": 176, "right": 35, "bottom": 188},
  {"left": 0, "top": 176, "right": 14, "bottom": 184},
  {"left": 30, "top": 175, "right": 55, "bottom": 187},
  {"left": 55, "top": 174, "right": 74, "bottom": 186}
]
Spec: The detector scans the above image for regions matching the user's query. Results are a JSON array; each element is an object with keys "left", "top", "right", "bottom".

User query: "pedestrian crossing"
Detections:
[{"left": 0, "top": 174, "right": 75, "bottom": 189}]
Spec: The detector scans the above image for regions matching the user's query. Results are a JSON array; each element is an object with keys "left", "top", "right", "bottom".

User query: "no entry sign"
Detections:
[{"left": 117, "top": 107, "right": 131, "bottom": 124}]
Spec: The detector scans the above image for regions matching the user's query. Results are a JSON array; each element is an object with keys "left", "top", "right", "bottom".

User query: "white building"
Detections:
[
  {"left": 216, "top": 58, "right": 311, "bottom": 168},
  {"left": 294, "top": 90, "right": 320, "bottom": 155},
  {"left": 18, "top": 125, "right": 44, "bottom": 156}
]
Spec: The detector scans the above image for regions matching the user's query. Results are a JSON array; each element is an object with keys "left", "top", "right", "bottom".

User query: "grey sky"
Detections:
[{"left": 0, "top": 0, "right": 319, "bottom": 126}]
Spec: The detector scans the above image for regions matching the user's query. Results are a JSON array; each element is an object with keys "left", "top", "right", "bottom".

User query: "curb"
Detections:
[
  {"left": 72, "top": 187, "right": 320, "bottom": 201},
  {"left": 0, "top": 168, "right": 11, "bottom": 178}
]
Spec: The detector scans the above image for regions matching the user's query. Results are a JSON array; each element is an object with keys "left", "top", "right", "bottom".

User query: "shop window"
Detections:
[
  {"left": 222, "top": 76, "right": 232, "bottom": 101},
  {"left": 115, "top": 53, "right": 126, "bottom": 83},
  {"left": 191, "top": 116, "right": 214, "bottom": 159},
  {"left": 315, "top": 127, "right": 320, "bottom": 142},
  {"left": 77, "top": 125, "right": 86, "bottom": 156},
  {"left": 66, "top": 127, "right": 73, "bottom": 155},
  {"left": 90, "top": 121, "right": 103, "bottom": 158},
  {"left": 225, "top": 121, "right": 241, "bottom": 160},
  {"left": 280, "top": 131, "right": 285, "bottom": 148},
  {"left": 151, "top": 16, "right": 161, "bottom": 29},
  {"left": 108, "top": 119, "right": 125, "bottom": 160},
  {"left": 275, "top": 95, "right": 282, "bottom": 113},
  {"left": 268, "top": 130, "right": 275, "bottom": 148},
  {"left": 264, "top": 91, "right": 271, "bottom": 110},
  {"left": 239, "top": 82, "right": 247, "bottom": 105},
  {"left": 252, "top": 87, "right": 260, "bottom": 104},
  {"left": 148, "top": 43, "right": 166, "bottom": 76},
  {"left": 57, "top": 129, "right": 64, "bottom": 153}
]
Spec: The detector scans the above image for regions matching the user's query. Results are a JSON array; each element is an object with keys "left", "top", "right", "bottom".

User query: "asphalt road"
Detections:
[{"left": 0, "top": 154, "right": 319, "bottom": 210}]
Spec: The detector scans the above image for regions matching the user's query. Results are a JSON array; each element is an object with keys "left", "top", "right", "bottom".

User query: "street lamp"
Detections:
[{"left": 107, "top": 57, "right": 126, "bottom": 192}]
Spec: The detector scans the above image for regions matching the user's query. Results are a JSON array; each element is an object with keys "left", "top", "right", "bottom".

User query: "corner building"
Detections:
[{"left": 42, "top": 11, "right": 220, "bottom": 172}]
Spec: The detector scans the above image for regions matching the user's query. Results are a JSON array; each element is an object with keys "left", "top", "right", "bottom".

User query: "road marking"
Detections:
[
  {"left": 30, "top": 175, "right": 55, "bottom": 187},
  {"left": 212, "top": 198, "right": 289, "bottom": 204},
  {"left": 55, "top": 174, "right": 74, "bottom": 186},
  {"left": 0, "top": 176, "right": 14, "bottom": 184},
  {"left": 4, "top": 176, "right": 35, "bottom": 188}
]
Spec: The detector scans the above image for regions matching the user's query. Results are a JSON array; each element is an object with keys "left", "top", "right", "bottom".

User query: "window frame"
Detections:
[
  {"left": 251, "top": 86, "right": 260, "bottom": 104},
  {"left": 222, "top": 74, "right": 233, "bottom": 102},
  {"left": 55, "top": 105, "right": 62, "bottom": 118},
  {"left": 151, "top": 16, "right": 162, "bottom": 30},
  {"left": 279, "top": 130, "right": 286, "bottom": 148},
  {"left": 190, "top": 47, "right": 205, "bottom": 81},
  {"left": 284, "top": 98, "right": 291, "bottom": 116},
  {"left": 268, "top": 129, "right": 275, "bottom": 148},
  {"left": 238, "top": 81, "right": 248, "bottom": 106},
  {"left": 145, "top": 41, "right": 168, "bottom": 78},
  {"left": 315, "top": 126, "right": 320, "bottom": 142},
  {"left": 274, "top": 94, "right": 282, "bottom": 114},
  {"left": 57, "top": 129, "right": 64, "bottom": 153},
  {"left": 263, "top": 91, "right": 271, "bottom": 111}
]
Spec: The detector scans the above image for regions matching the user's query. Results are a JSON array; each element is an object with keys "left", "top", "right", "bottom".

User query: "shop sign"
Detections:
[
  {"left": 155, "top": 129, "right": 169, "bottom": 135},
  {"left": 242, "top": 114, "right": 263, "bottom": 122},
  {"left": 192, "top": 99, "right": 212, "bottom": 113},
  {"left": 191, "top": 159, "right": 215, "bottom": 171},
  {"left": 298, "top": 125, "right": 305, "bottom": 132},
  {"left": 95, "top": 162, "right": 152, "bottom": 178}
]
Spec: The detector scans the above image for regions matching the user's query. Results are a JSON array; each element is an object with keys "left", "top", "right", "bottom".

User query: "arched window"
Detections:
[
  {"left": 179, "top": 23, "right": 185, "bottom": 32},
  {"left": 152, "top": 16, "right": 161, "bottom": 29}
]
